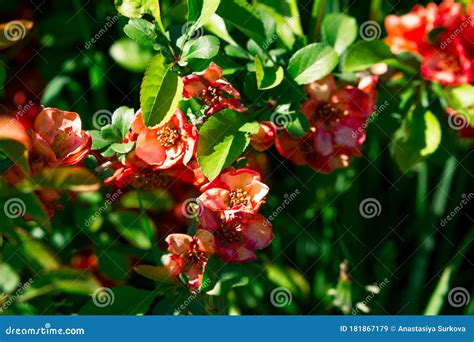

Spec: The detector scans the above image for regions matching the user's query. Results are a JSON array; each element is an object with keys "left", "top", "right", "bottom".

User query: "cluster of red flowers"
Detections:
[
  {"left": 276, "top": 75, "right": 378, "bottom": 174},
  {"left": 2, "top": 107, "right": 91, "bottom": 217},
  {"left": 385, "top": 0, "right": 473, "bottom": 85}
]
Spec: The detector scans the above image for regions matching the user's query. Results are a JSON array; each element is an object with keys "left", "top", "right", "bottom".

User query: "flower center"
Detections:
[
  {"left": 156, "top": 126, "right": 180, "bottom": 148},
  {"left": 434, "top": 52, "right": 460, "bottom": 72},
  {"left": 228, "top": 189, "right": 250, "bottom": 208},
  {"left": 183, "top": 241, "right": 208, "bottom": 270},
  {"left": 316, "top": 102, "right": 344, "bottom": 122},
  {"left": 217, "top": 221, "right": 244, "bottom": 246},
  {"left": 51, "top": 129, "right": 72, "bottom": 158}
]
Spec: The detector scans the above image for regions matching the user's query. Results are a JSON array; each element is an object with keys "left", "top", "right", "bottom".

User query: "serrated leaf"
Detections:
[
  {"left": 287, "top": 43, "right": 338, "bottom": 85},
  {"left": 197, "top": 109, "right": 252, "bottom": 180},
  {"left": 341, "top": 40, "right": 391, "bottom": 72},
  {"left": 140, "top": 53, "right": 183, "bottom": 128},
  {"left": 321, "top": 13, "right": 357, "bottom": 55},
  {"left": 216, "top": 0, "right": 267, "bottom": 46},
  {"left": 123, "top": 18, "right": 157, "bottom": 48},
  {"left": 181, "top": 35, "right": 220, "bottom": 60},
  {"left": 188, "top": 0, "right": 221, "bottom": 30},
  {"left": 114, "top": 0, "right": 164, "bottom": 32},
  {"left": 255, "top": 55, "right": 284, "bottom": 90}
]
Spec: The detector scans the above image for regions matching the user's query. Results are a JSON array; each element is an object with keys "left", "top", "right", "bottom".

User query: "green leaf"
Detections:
[
  {"left": 114, "top": 0, "right": 165, "bottom": 32},
  {"left": 443, "top": 84, "right": 474, "bottom": 126},
  {"left": 19, "top": 167, "right": 100, "bottom": 192},
  {"left": 140, "top": 53, "right": 183, "bottom": 128},
  {"left": 0, "top": 62, "right": 5, "bottom": 90},
  {"left": 0, "top": 140, "right": 30, "bottom": 175},
  {"left": 123, "top": 18, "right": 157, "bottom": 48},
  {"left": 79, "top": 286, "right": 157, "bottom": 315},
  {"left": 216, "top": 0, "right": 267, "bottom": 46},
  {"left": 188, "top": 0, "right": 221, "bottom": 30},
  {"left": 321, "top": 13, "right": 357, "bottom": 55},
  {"left": 17, "top": 230, "right": 61, "bottom": 272},
  {"left": 112, "top": 106, "right": 136, "bottom": 139},
  {"left": 287, "top": 43, "right": 338, "bottom": 85},
  {"left": 119, "top": 190, "right": 174, "bottom": 211},
  {"left": 197, "top": 109, "right": 252, "bottom": 180},
  {"left": 109, "top": 211, "right": 155, "bottom": 250},
  {"left": 255, "top": 56, "right": 284, "bottom": 90},
  {"left": 285, "top": 111, "right": 310, "bottom": 138},
  {"left": 110, "top": 38, "right": 153, "bottom": 73},
  {"left": 111, "top": 142, "right": 135, "bottom": 154},
  {"left": 390, "top": 109, "right": 442, "bottom": 172},
  {"left": 0, "top": 190, "right": 50, "bottom": 231},
  {"left": 181, "top": 35, "right": 220, "bottom": 60},
  {"left": 0, "top": 263, "right": 20, "bottom": 293},
  {"left": 134, "top": 265, "right": 176, "bottom": 283},
  {"left": 341, "top": 40, "right": 391, "bottom": 72},
  {"left": 90, "top": 130, "right": 112, "bottom": 150}
]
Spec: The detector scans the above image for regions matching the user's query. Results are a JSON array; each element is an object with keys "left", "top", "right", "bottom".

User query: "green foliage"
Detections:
[
  {"left": 140, "top": 53, "right": 183, "bottom": 128},
  {"left": 341, "top": 40, "right": 392, "bottom": 72},
  {"left": 287, "top": 43, "right": 339, "bottom": 85}
]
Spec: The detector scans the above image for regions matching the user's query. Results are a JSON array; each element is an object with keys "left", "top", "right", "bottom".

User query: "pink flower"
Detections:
[
  {"left": 29, "top": 107, "right": 91, "bottom": 169},
  {"left": 250, "top": 121, "right": 277, "bottom": 152},
  {"left": 276, "top": 75, "right": 376, "bottom": 173},
  {"left": 134, "top": 109, "right": 198, "bottom": 170},
  {"left": 199, "top": 207, "right": 273, "bottom": 262},
  {"left": 183, "top": 62, "right": 246, "bottom": 115},
  {"left": 198, "top": 168, "right": 269, "bottom": 214},
  {"left": 164, "top": 229, "right": 215, "bottom": 289}
]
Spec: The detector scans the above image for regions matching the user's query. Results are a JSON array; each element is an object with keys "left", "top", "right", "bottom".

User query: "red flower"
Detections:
[
  {"left": 164, "top": 229, "right": 215, "bottom": 289},
  {"left": 134, "top": 109, "right": 198, "bottom": 170},
  {"left": 276, "top": 75, "right": 376, "bottom": 173},
  {"left": 28, "top": 107, "right": 91, "bottom": 169},
  {"left": 385, "top": 0, "right": 473, "bottom": 86},
  {"left": 183, "top": 62, "right": 246, "bottom": 115},
  {"left": 250, "top": 121, "right": 277, "bottom": 152},
  {"left": 198, "top": 168, "right": 269, "bottom": 214},
  {"left": 199, "top": 207, "right": 273, "bottom": 262}
]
